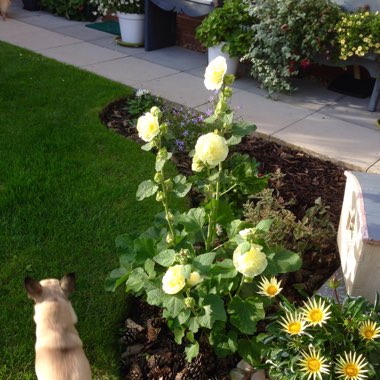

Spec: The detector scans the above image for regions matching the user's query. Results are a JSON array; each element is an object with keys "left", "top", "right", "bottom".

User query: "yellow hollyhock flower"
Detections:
[
  {"left": 279, "top": 312, "right": 308, "bottom": 335},
  {"left": 136, "top": 111, "right": 160, "bottom": 142},
  {"left": 233, "top": 243, "right": 267, "bottom": 278},
  {"left": 299, "top": 347, "right": 329, "bottom": 380},
  {"left": 162, "top": 265, "right": 186, "bottom": 294},
  {"left": 302, "top": 298, "right": 331, "bottom": 327},
  {"left": 257, "top": 276, "right": 282, "bottom": 298},
  {"left": 359, "top": 321, "right": 380, "bottom": 340},
  {"left": 187, "top": 271, "right": 203, "bottom": 287},
  {"left": 204, "top": 56, "right": 227, "bottom": 91},
  {"left": 335, "top": 352, "right": 369, "bottom": 380},
  {"left": 194, "top": 132, "right": 229, "bottom": 168}
]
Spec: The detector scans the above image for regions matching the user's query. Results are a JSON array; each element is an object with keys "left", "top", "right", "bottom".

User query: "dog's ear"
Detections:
[
  {"left": 24, "top": 277, "right": 42, "bottom": 300},
  {"left": 60, "top": 273, "right": 76, "bottom": 298}
]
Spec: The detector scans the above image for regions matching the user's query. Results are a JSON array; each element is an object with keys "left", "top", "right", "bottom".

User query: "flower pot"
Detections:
[
  {"left": 22, "top": 0, "right": 40, "bottom": 11},
  {"left": 208, "top": 42, "right": 239, "bottom": 76},
  {"left": 117, "top": 12, "right": 144, "bottom": 45}
]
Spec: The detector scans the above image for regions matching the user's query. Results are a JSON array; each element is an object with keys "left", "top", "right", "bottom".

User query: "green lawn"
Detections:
[{"left": 0, "top": 42, "right": 184, "bottom": 379}]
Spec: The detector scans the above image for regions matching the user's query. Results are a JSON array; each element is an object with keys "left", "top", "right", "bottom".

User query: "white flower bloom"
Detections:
[
  {"left": 204, "top": 56, "right": 227, "bottom": 90},
  {"left": 136, "top": 112, "right": 160, "bottom": 142},
  {"left": 162, "top": 265, "right": 186, "bottom": 294},
  {"left": 187, "top": 272, "right": 203, "bottom": 287},
  {"left": 194, "top": 132, "right": 228, "bottom": 168},
  {"left": 233, "top": 244, "right": 267, "bottom": 278}
]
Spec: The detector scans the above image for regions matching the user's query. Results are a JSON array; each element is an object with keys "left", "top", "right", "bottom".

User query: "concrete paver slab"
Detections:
[
  {"left": 85, "top": 56, "right": 178, "bottom": 88},
  {"left": 273, "top": 113, "right": 380, "bottom": 171},
  {"left": 89, "top": 36, "right": 144, "bottom": 55},
  {"left": 0, "top": 25, "right": 80, "bottom": 50},
  {"left": 42, "top": 41, "right": 127, "bottom": 67},
  {"left": 140, "top": 72, "right": 210, "bottom": 109},
  {"left": 196, "top": 89, "right": 313, "bottom": 136},
  {"left": 319, "top": 95, "right": 380, "bottom": 131},
  {"left": 54, "top": 24, "right": 113, "bottom": 41},
  {"left": 135, "top": 46, "right": 207, "bottom": 72},
  {"left": 280, "top": 78, "right": 345, "bottom": 111},
  {"left": 0, "top": 18, "right": 44, "bottom": 38},
  {"left": 19, "top": 13, "right": 82, "bottom": 29}
]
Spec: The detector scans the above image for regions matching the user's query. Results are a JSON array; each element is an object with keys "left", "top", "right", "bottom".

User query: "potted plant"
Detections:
[
  {"left": 90, "top": 0, "right": 144, "bottom": 45},
  {"left": 195, "top": 0, "right": 255, "bottom": 75}
]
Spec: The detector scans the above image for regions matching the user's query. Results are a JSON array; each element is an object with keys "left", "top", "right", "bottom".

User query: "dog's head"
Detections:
[{"left": 24, "top": 273, "right": 76, "bottom": 303}]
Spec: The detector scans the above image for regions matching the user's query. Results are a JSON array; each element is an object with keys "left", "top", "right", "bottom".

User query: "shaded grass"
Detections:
[{"left": 0, "top": 42, "right": 185, "bottom": 379}]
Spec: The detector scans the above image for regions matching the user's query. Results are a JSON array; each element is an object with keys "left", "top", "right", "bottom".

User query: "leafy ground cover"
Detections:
[{"left": 0, "top": 42, "right": 185, "bottom": 380}]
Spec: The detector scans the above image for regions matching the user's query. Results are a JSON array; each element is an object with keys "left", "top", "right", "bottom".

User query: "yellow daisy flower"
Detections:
[
  {"left": 302, "top": 298, "right": 331, "bottom": 327},
  {"left": 279, "top": 312, "right": 308, "bottom": 335},
  {"left": 299, "top": 347, "right": 330, "bottom": 380},
  {"left": 359, "top": 321, "right": 380, "bottom": 340},
  {"left": 336, "top": 352, "right": 368, "bottom": 380},
  {"left": 257, "top": 276, "right": 282, "bottom": 298}
]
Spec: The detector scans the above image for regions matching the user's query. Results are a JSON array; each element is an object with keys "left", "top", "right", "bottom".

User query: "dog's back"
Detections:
[
  {"left": 25, "top": 274, "right": 92, "bottom": 380},
  {"left": 0, "top": 0, "right": 10, "bottom": 20}
]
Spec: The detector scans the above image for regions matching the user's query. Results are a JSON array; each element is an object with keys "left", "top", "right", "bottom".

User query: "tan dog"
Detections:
[
  {"left": 0, "top": 0, "right": 10, "bottom": 20},
  {"left": 24, "top": 273, "right": 92, "bottom": 380}
]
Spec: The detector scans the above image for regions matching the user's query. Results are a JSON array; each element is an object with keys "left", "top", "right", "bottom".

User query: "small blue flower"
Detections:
[
  {"left": 175, "top": 139, "right": 185, "bottom": 151},
  {"left": 182, "top": 130, "right": 189, "bottom": 137}
]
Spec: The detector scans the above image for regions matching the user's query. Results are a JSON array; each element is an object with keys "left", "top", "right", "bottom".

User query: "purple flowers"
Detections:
[{"left": 175, "top": 139, "right": 185, "bottom": 152}]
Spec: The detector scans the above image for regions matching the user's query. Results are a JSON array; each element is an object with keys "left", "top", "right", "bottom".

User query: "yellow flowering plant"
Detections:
[
  {"left": 105, "top": 56, "right": 302, "bottom": 362},
  {"left": 256, "top": 294, "right": 380, "bottom": 379},
  {"left": 336, "top": 9, "right": 380, "bottom": 61}
]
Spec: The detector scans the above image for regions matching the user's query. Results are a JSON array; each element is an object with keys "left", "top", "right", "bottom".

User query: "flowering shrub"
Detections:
[
  {"left": 90, "top": 0, "right": 143, "bottom": 16},
  {"left": 244, "top": 0, "right": 341, "bottom": 96},
  {"left": 258, "top": 295, "right": 380, "bottom": 379},
  {"left": 336, "top": 10, "right": 380, "bottom": 60},
  {"left": 106, "top": 56, "right": 301, "bottom": 361}
]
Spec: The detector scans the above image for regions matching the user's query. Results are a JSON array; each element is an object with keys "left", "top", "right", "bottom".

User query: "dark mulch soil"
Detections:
[{"left": 100, "top": 97, "right": 347, "bottom": 379}]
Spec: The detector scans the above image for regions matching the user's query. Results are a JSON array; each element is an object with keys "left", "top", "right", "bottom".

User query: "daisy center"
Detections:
[
  {"left": 288, "top": 322, "right": 301, "bottom": 334},
  {"left": 364, "top": 329, "right": 374, "bottom": 339},
  {"left": 345, "top": 364, "right": 359, "bottom": 377},
  {"left": 310, "top": 309, "right": 323, "bottom": 322},
  {"left": 266, "top": 285, "right": 278, "bottom": 296},
  {"left": 307, "top": 358, "right": 321, "bottom": 372}
]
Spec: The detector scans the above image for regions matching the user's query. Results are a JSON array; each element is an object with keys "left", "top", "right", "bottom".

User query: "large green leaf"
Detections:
[
  {"left": 155, "top": 152, "right": 172, "bottom": 171},
  {"left": 146, "top": 288, "right": 165, "bottom": 307},
  {"left": 173, "top": 174, "right": 192, "bottom": 198},
  {"left": 256, "top": 219, "right": 273, "bottom": 233},
  {"left": 125, "top": 268, "right": 148, "bottom": 293},
  {"left": 198, "top": 294, "right": 227, "bottom": 329},
  {"left": 163, "top": 294, "right": 185, "bottom": 318},
  {"left": 178, "top": 208, "right": 206, "bottom": 234},
  {"left": 268, "top": 247, "right": 302, "bottom": 274},
  {"left": 153, "top": 249, "right": 176, "bottom": 267},
  {"left": 227, "top": 297, "right": 265, "bottom": 335},
  {"left": 133, "top": 236, "right": 156, "bottom": 264},
  {"left": 238, "top": 337, "right": 265, "bottom": 367},
  {"left": 210, "top": 259, "right": 237, "bottom": 279},
  {"left": 205, "top": 199, "right": 235, "bottom": 226},
  {"left": 185, "top": 342, "right": 199, "bottom": 362},
  {"left": 115, "top": 233, "right": 134, "bottom": 251},
  {"left": 231, "top": 121, "right": 257, "bottom": 137},
  {"left": 192, "top": 252, "right": 216, "bottom": 274},
  {"left": 104, "top": 267, "right": 128, "bottom": 292},
  {"left": 136, "top": 180, "right": 159, "bottom": 201},
  {"left": 210, "top": 326, "right": 238, "bottom": 358}
]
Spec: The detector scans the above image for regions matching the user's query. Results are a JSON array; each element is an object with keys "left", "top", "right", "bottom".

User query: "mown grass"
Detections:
[{"left": 0, "top": 42, "right": 185, "bottom": 379}]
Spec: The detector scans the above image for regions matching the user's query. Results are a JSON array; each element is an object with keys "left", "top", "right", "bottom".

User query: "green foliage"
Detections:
[
  {"left": 245, "top": 0, "right": 342, "bottom": 96},
  {"left": 89, "top": 0, "right": 144, "bottom": 16},
  {"left": 106, "top": 61, "right": 301, "bottom": 363},
  {"left": 40, "top": 0, "right": 93, "bottom": 20},
  {"left": 124, "top": 89, "right": 163, "bottom": 120},
  {"left": 243, "top": 188, "right": 336, "bottom": 256},
  {"left": 260, "top": 295, "right": 380, "bottom": 379},
  {"left": 195, "top": 0, "right": 255, "bottom": 57}
]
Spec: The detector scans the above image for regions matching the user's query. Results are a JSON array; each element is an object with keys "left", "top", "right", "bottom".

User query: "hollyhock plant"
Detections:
[{"left": 105, "top": 56, "right": 301, "bottom": 362}]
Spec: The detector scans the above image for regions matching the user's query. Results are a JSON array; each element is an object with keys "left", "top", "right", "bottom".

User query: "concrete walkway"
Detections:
[{"left": 2, "top": 0, "right": 380, "bottom": 173}]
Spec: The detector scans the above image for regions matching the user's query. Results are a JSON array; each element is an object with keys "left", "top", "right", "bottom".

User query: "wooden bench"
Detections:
[{"left": 144, "top": 0, "right": 214, "bottom": 51}]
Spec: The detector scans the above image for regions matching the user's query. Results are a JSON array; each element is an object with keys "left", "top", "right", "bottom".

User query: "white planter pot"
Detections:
[
  {"left": 208, "top": 42, "right": 239, "bottom": 75},
  {"left": 117, "top": 12, "right": 144, "bottom": 45}
]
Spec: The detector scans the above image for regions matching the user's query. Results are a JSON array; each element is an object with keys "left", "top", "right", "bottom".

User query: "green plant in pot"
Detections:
[{"left": 196, "top": 0, "right": 255, "bottom": 74}]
